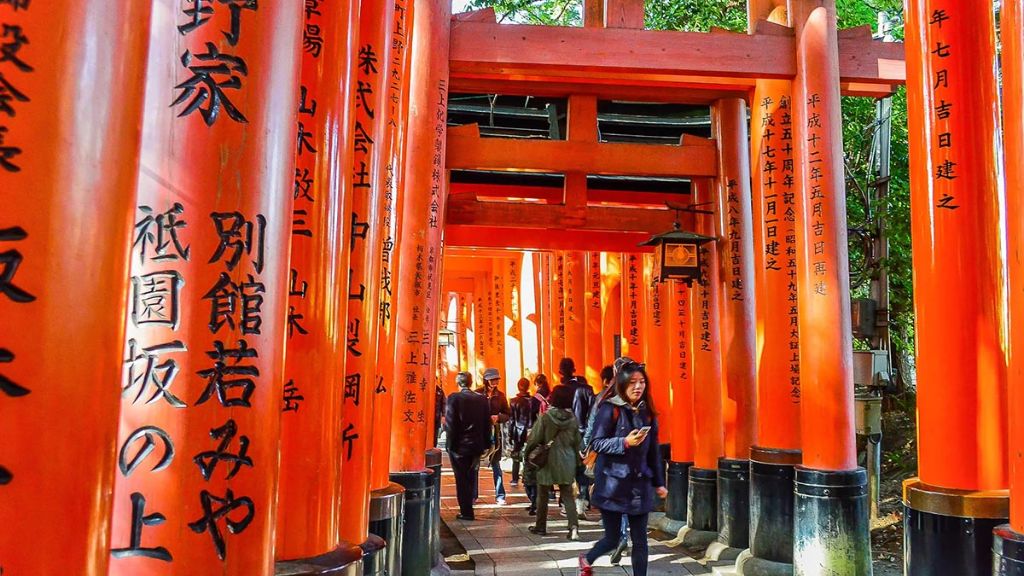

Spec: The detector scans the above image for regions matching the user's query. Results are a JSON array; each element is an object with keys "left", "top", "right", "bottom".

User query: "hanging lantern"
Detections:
[{"left": 640, "top": 228, "right": 715, "bottom": 285}]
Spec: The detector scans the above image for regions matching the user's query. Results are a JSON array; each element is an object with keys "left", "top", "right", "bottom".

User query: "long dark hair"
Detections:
[
  {"left": 614, "top": 362, "right": 655, "bottom": 415},
  {"left": 534, "top": 373, "right": 550, "bottom": 397}
]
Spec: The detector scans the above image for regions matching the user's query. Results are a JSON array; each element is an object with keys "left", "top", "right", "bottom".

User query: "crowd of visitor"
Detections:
[{"left": 444, "top": 355, "right": 665, "bottom": 576}]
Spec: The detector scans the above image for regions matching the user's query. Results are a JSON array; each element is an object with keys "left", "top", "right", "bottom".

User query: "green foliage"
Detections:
[{"left": 460, "top": 0, "right": 916, "bottom": 387}]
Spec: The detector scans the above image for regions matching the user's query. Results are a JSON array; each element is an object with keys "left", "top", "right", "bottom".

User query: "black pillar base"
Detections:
[
  {"left": 749, "top": 446, "right": 800, "bottom": 566},
  {"left": 368, "top": 483, "right": 405, "bottom": 576},
  {"left": 360, "top": 535, "right": 387, "bottom": 576},
  {"left": 391, "top": 469, "right": 435, "bottom": 576},
  {"left": 275, "top": 543, "right": 364, "bottom": 576},
  {"left": 793, "top": 466, "right": 871, "bottom": 576},
  {"left": 425, "top": 448, "right": 443, "bottom": 567},
  {"left": 667, "top": 461, "right": 693, "bottom": 522},
  {"left": 688, "top": 466, "right": 718, "bottom": 532},
  {"left": 903, "top": 478, "right": 1008, "bottom": 576},
  {"left": 994, "top": 525, "right": 1024, "bottom": 575},
  {"left": 718, "top": 458, "right": 750, "bottom": 549}
]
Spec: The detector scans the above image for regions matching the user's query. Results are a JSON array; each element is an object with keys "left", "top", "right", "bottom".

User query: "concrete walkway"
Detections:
[{"left": 438, "top": 456, "right": 736, "bottom": 576}]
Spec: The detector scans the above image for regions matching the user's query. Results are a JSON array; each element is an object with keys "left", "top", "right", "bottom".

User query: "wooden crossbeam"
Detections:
[
  {"left": 446, "top": 129, "right": 717, "bottom": 177},
  {"left": 445, "top": 225, "right": 657, "bottom": 252},
  {"left": 449, "top": 182, "right": 690, "bottom": 206},
  {"left": 445, "top": 197, "right": 682, "bottom": 233},
  {"left": 449, "top": 21, "right": 905, "bottom": 97}
]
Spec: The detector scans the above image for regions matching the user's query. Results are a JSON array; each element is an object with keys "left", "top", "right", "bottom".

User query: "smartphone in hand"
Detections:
[{"left": 638, "top": 426, "right": 652, "bottom": 435}]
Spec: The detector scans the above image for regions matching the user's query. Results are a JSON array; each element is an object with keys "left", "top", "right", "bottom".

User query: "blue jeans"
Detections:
[
  {"left": 491, "top": 458, "right": 506, "bottom": 499},
  {"left": 586, "top": 510, "right": 649, "bottom": 576}
]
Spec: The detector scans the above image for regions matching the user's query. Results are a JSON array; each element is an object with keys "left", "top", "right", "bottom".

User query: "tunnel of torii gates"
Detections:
[{"left": 3, "top": 0, "right": 1024, "bottom": 575}]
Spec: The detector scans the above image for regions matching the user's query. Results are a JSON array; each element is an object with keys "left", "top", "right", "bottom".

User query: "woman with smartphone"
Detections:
[{"left": 578, "top": 360, "right": 666, "bottom": 576}]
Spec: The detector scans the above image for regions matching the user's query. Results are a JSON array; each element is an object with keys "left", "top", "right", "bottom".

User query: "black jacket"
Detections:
[
  {"left": 564, "top": 376, "right": 595, "bottom": 435},
  {"left": 509, "top": 392, "right": 541, "bottom": 450},
  {"left": 445, "top": 389, "right": 492, "bottom": 457}
]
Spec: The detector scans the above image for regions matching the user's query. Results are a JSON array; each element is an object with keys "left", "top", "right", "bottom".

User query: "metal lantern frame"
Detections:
[{"left": 640, "top": 227, "right": 716, "bottom": 286}]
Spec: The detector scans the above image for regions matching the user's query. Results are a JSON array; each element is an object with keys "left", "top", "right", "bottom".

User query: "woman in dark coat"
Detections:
[{"left": 579, "top": 361, "right": 665, "bottom": 576}]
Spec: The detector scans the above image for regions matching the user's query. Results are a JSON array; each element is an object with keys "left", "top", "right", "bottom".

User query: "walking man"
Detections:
[
  {"left": 446, "top": 371, "right": 492, "bottom": 520},
  {"left": 480, "top": 367, "right": 511, "bottom": 505}
]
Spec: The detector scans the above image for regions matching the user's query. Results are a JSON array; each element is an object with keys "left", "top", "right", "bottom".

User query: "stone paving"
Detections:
[{"left": 439, "top": 456, "right": 737, "bottom": 576}]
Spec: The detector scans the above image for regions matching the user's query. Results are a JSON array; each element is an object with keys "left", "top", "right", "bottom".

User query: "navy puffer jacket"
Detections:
[{"left": 589, "top": 395, "right": 664, "bottom": 515}]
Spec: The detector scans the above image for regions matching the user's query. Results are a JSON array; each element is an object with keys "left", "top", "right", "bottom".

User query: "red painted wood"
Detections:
[{"left": 0, "top": 1, "right": 151, "bottom": 573}]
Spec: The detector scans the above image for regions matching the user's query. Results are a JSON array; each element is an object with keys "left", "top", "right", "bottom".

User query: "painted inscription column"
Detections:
[
  {"left": 536, "top": 252, "right": 552, "bottom": 377},
  {"left": 665, "top": 280, "right": 695, "bottom": 523},
  {"left": 111, "top": 1, "right": 302, "bottom": 573},
  {"left": 0, "top": 1, "right": 151, "bottom": 574},
  {"left": 712, "top": 98, "right": 757, "bottom": 550},
  {"left": 586, "top": 251, "right": 604, "bottom": 387},
  {"left": 789, "top": 1, "right": 869, "bottom": 572},
  {"left": 622, "top": 253, "right": 646, "bottom": 360},
  {"left": 370, "top": 0, "right": 411, "bottom": 494},
  {"left": 687, "top": 180, "right": 725, "bottom": 536},
  {"left": 390, "top": 2, "right": 450, "bottom": 570},
  {"left": 713, "top": 99, "right": 758, "bottom": 461},
  {"left": 338, "top": 0, "right": 395, "bottom": 550},
  {"left": 746, "top": 4, "right": 802, "bottom": 569},
  {"left": 601, "top": 252, "right": 623, "bottom": 363},
  {"left": 275, "top": 0, "right": 360, "bottom": 564},
  {"left": 643, "top": 254, "right": 670, "bottom": 418},
  {"left": 551, "top": 251, "right": 567, "bottom": 372},
  {"left": 1000, "top": 0, "right": 1024, "bottom": 569},
  {"left": 903, "top": 1, "right": 1009, "bottom": 574},
  {"left": 390, "top": 0, "right": 450, "bottom": 473},
  {"left": 564, "top": 251, "right": 588, "bottom": 369},
  {"left": 504, "top": 255, "right": 524, "bottom": 386}
]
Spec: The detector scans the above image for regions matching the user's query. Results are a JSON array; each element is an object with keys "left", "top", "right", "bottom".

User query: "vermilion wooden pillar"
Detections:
[
  {"left": 536, "top": 252, "right": 551, "bottom": 378},
  {"left": 275, "top": 0, "right": 361, "bottom": 569},
  {"left": 903, "top": 1, "right": 1010, "bottom": 574},
  {"left": 564, "top": 251, "right": 587, "bottom": 372},
  {"left": 338, "top": 0, "right": 395, "bottom": 561},
  {"left": 643, "top": 254, "right": 670, "bottom": 417},
  {"left": 999, "top": 1, "right": 1024, "bottom": 567},
  {"left": 746, "top": 5, "right": 802, "bottom": 569},
  {"left": 368, "top": 1, "right": 412, "bottom": 574},
  {"left": 585, "top": 251, "right": 604, "bottom": 388},
  {"left": 370, "top": 0, "right": 412, "bottom": 494},
  {"left": 712, "top": 98, "right": 757, "bottom": 550},
  {"left": 0, "top": 2, "right": 151, "bottom": 574},
  {"left": 389, "top": 1, "right": 450, "bottom": 572},
  {"left": 713, "top": 99, "right": 758, "bottom": 461},
  {"left": 666, "top": 280, "right": 695, "bottom": 523},
  {"left": 503, "top": 255, "right": 524, "bottom": 387},
  {"left": 789, "top": 1, "right": 869, "bottom": 572},
  {"left": 111, "top": 2, "right": 302, "bottom": 573},
  {"left": 601, "top": 253, "right": 622, "bottom": 364},
  {"left": 687, "top": 180, "right": 725, "bottom": 539},
  {"left": 622, "top": 253, "right": 646, "bottom": 360},
  {"left": 551, "top": 251, "right": 567, "bottom": 374}
]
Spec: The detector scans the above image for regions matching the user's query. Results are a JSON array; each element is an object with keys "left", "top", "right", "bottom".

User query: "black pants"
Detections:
[
  {"left": 448, "top": 452, "right": 479, "bottom": 518},
  {"left": 586, "top": 510, "right": 650, "bottom": 576}
]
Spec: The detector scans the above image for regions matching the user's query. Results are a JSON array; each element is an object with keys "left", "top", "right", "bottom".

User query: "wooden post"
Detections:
[
  {"left": 601, "top": 253, "right": 623, "bottom": 363},
  {"left": 998, "top": 0, "right": 1024, "bottom": 566},
  {"left": 586, "top": 251, "right": 604, "bottom": 388},
  {"left": 564, "top": 251, "right": 588, "bottom": 372},
  {"left": 276, "top": 0, "right": 362, "bottom": 565},
  {"left": 666, "top": 280, "right": 696, "bottom": 523},
  {"left": 688, "top": 179, "right": 725, "bottom": 536},
  {"left": 903, "top": 1, "right": 1010, "bottom": 573},
  {"left": 111, "top": 1, "right": 303, "bottom": 572},
  {"left": 618, "top": 252, "right": 643, "bottom": 358},
  {"left": 0, "top": 1, "right": 151, "bottom": 573},
  {"left": 643, "top": 255, "right": 671, "bottom": 416},
  {"left": 389, "top": 2, "right": 450, "bottom": 571},
  {"left": 746, "top": 4, "right": 802, "bottom": 568},
  {"left": 551, "top": 251, "right": 567, "bottom": 373},
  {"left": 788, "top": 0, "right": 869, "bottom": 571},
  {"left": 713, "top": 99, "right": 758, "bottom": 461}
]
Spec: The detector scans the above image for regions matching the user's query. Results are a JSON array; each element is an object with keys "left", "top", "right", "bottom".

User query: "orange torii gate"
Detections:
[{"left": 442, "top": 0, "right": 904, "bottom": 574}]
